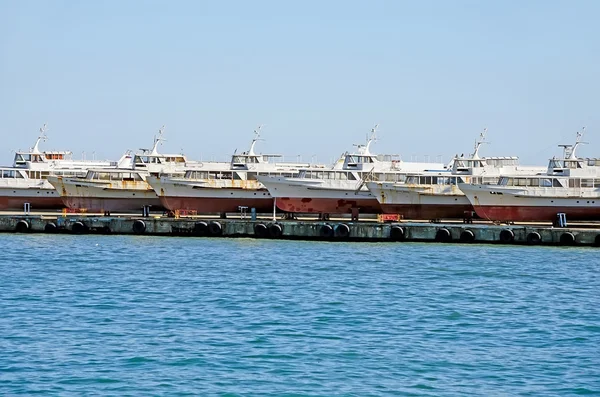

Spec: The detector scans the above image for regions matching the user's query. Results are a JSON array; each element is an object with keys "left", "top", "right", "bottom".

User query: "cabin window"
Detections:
[
  {"left": 569, "top": 179, "right": 580, "bottom": 188},
  {"left": 247, "top": 172, "right": 257, "bottom": 180},
  {"left": 99, "top": 173, "right": 113, "bottom": 180},
  {"left": 581, "top": 179, "right": 594, "bottom": 188}
]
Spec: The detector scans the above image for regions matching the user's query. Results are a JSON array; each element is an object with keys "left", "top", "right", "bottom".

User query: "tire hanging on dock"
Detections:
[
  {"left": 390, "top": 225, "right": 405, "bottom": 241},
  {"left": 44, "top": 222, "right": 58, "bottom": 233},
  {"left": 319, "top": 224, "right": 334, "bottom": 238},
  {"left": 15, "top": 220, "right": 30, "bottom": 233},
  {"left": 499, "top": 229, "right": 514, "bottom": 243},
  {"left": 526, "top": 232, "right": 541, "bottom": 245},
  {"left": 268, "top": 223, "right": 283, "bottom": 238},
  {"left": 254, "top": 223, "right": 269, "bottom": 238},
  {"left": 559, "top": 232, "right": 575, "bottom": 246},
  {"left": 72, "top": 221, "right": 87, "bottom": 234},
  {"left": 193, "top": 221, "right": 209, "bottom": 237},
  {"left": 460, "top": 229, "right": 475, "bottom": 243},
  {"left": 335, "top": 223, "right": 350, "bottom": 239},
  {"left": 132, "top": 220, "right": 146, "bottom": 234},
  {"left": 435, "top": 228, "right": 452, "bottom": 243},
  {"left": 209, "top": 221, "right": 222, "bottom": 236}
]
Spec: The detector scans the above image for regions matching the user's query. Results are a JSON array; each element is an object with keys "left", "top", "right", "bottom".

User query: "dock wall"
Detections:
[{"left": 1, "top": 215, "right": 599, "bottom": 246}]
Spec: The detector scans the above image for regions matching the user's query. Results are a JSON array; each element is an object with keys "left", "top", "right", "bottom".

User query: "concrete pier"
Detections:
[{"left": 1, "top": 214, "right": 600, "bottom": 246}]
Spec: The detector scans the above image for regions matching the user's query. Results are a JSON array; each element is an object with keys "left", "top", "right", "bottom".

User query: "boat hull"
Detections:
[
  {"left": 0, "top": 194, "right": 64, "bottom": 210},
  {"left": 275, "top": 197, "right": 381, "bottom": 214},
  {"left": 48, "top": 176, "right": 163, "bottom": 212},
  {"left": 159, "top": 196, "right": 274, "bottom": 213},
  {"left": 366, "top": 182, "right": 474, "bottom": 219},
  {"left": 379, "top": 203, "right": 474, "bottom": 220},
  {"left": 459, "top": 183, "right": 600, "bottom": 222},
  {"left": 61, "top": 196, "right": 163, "bottom": 212},
  {"left": 473, "top": 205, "right": 600, "bottom": 222}
]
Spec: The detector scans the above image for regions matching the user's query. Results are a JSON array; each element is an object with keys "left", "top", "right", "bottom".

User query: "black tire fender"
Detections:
[
  {"left": 319, "top": 224, "right": 334, "bottom": 238},
  {"left": 132, "top": 220, "right": 146, "bottom": 234},
  {"left": 527, "top": 232, "right": 541, "bottom": 245},
  {"left": 44, "top": 222, "right": 58, "bottom": 233},
  {"left": 72, "top": 221, "right": 87, "bottom": 234},
  {"left": 15, "top": 220, "right": 30, "bottom": 233},
  {"left": 209, "top": 221, "right": 222, "bottom": 236},
  {"left": 435, "top": 228, "right": 452, "bottom": 243},
  {"left": 254, "top": 223, "right": 269, "bottom": 238},
  {"left": 499, "top": 229, "right": 514, "bottom": 243},
  {"left": 335, "top": 223, "right": 350, "bottom": 238},
  {"left": 390, "top": 225, "right": 405, "bottom": 241},
  {"left": 268, "top": 223, "right": 283, "bottom": 238},
  {"left": 460, "top": 229, "right": 475, "bottom": 243}
]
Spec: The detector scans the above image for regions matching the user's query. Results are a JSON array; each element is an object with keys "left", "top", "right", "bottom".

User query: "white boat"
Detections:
[
  {"left": 147, "top": 126, "right": 312, "bottom": 214},
  {"left": 366, "top": 130, "right": 547, "bottom": 219},
  {"left": 0, "top": 125, "right": 128, "bottom": 210},
  {"left": 48, "top": 127, "right": 199, "bottom": 213},
  {"left": 459, "top": 129, "right": 600, "bottom": 222},
  {"left": 256, "top": 125, "right": 445, "bottom": 216}
]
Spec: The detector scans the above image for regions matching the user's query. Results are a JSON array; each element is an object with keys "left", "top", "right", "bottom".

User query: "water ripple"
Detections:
[{"left": 0, "top": 235, "right": 599, "bottom": 395}]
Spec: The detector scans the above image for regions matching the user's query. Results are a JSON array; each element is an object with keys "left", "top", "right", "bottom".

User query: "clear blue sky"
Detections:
[{"left": 1, "top": 0, "right": 598, "bottom": 165}]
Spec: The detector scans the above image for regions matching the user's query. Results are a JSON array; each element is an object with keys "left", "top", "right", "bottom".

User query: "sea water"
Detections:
[{"left": 1, "top": 234, "right": 599, "bottom": 396}]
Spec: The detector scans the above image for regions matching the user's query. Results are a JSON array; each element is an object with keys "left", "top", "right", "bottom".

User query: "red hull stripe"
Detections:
[
  {"left": 275, "top": 197, "right": 381, "bottom": 214},
  {"left": 474, "top": 205, "right": 600, "bottom": 222},
  {"left": 160, "top": 197, "right": 274, "bottom": 213},
  {"left": 380, "top": 204, "right": 474, "bottom": 219},
  {"left": 63, "top": 197, "right": 164, "bottom": 212},
  {"left": 0, "top": 197, "right": 64, "bottom": 210}
]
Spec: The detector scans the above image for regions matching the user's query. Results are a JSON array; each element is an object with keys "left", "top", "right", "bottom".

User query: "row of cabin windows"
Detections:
[
  {"left": 184, "top": 171, "right": 297, "bottom": 180},
  {"left": 405, "top": 176, "right": 460, "bottom": 185},
  {"left": 88, "top": 172, "right": 144, "bottom": 181},
  {"left": 300, "top": 171, "right": 358, "bottom": 180},
  {"left": 134, "top": 156, "right": 185, "bottom": 164},
  {"left": 346, "top": 156, "right": 374, "bottom": 164},
  {"left": 501, "top": 177, "right": 600, "bottom": 188},
  {"left": 0, "top": 170, "right": 85, "bottom": 179},
  {"left": 454, "top": 159, "right": 519, "bottom": 168},
  {"left": 500, "top": 177, "right": 564, "bottom": 187},
  {"left": 15, "top": 153, "right": 68, "bottom": 162},
  {"left": 550, "top": 159, "right": 600, "bottom": 168},
  {"left": 231, "top": 155, "right": 264, "bottom": 164}
]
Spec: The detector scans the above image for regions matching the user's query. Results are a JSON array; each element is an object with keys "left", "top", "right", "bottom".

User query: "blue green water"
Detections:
[{"left": 1, "top": 235, "right": 599, "bottom": 396}]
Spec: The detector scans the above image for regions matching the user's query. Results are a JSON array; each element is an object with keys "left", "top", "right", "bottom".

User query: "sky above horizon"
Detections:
[{"left": 1, "top": 0, "right": 599, "bottom": 166}]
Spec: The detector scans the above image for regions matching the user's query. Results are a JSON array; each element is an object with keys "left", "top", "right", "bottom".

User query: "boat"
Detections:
[
  {"left": 146, "top": 127, "right": 312, "bottom": 214},
  {"left": 366, "top": 129, "right": 547, "bottom": 220},
  {"left": 48, "top": 127, "right": 197, "bottom": 213},
  {"left": 255, "top": 125, "right": 445, "bottom": 217},
  {"left": 0, "top": 125, "right": 128, "bottom": 211},
  {"left": 459, "top": 129, "right": 600, "bottom": 222}
]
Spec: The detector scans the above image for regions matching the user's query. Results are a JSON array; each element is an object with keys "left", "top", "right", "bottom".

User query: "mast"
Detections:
[
  {"left": 150, "top": 125, "right": 166, "bottom": 155},
  {"left": 471, "top": 128, "right": 488, "bottom": 159},
  {"left": 354, "top": 124, "right": 379, "bottom": 155},
  {"left": 248, "top": 125, "right": 264, "bottom": 156},
  {"left": 31, "top": 123, "right": 48, "bottom": 154},
  {"left": 559, "top": 127, "right": 587, "bottom": 159}
]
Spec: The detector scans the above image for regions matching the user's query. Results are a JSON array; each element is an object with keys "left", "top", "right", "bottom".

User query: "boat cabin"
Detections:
[{"left": 83, "top": 169, "right": 147, "bottom": 182}]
